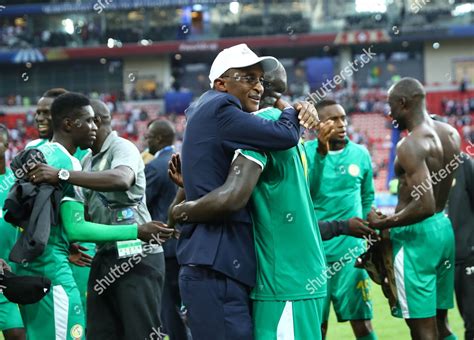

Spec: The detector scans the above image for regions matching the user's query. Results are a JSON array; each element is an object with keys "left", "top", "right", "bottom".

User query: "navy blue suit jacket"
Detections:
[
  {"left": 178, "top": 90, "right": 301, "bottom": 287},
  {"left": 145, "top": 147, "right": 178, "bottom": 258}
]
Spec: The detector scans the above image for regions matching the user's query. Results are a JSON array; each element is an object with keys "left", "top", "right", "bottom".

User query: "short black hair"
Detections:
[
  {"left": 0, "top": 124, "right": 8, "bottom": 143},
  {"left": 314, "top": 99, "right": 338, "bottom": 112},
  {"left": 51, "top": 93, "right": 90, "bottom": 131},
  {"left": 42, "top": 88, "right": 68, "bottom": 99}
]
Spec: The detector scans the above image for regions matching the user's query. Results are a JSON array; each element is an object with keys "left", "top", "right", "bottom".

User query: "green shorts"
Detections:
[
  {"left": 0, "top": 298, "right": 24, "bottom": 331},
  {"left": 253, "top": 298, "right": 324, "bottom": 339},
  {"left": 20, "top": 282, "right": 85, "bottom": 340},
  {"left": 390, "top": 212, "right": 455, "bottom": 319},
  {"left": 322, "top": 258, "right": 373, "bottom": 322},
  {"left": 69, "top": 242, "right": 95, "bottom": 318}
]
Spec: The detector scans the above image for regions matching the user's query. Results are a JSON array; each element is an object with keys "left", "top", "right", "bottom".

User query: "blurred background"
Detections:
[
  {"left": 0, "top": 1, "right": 473, "bottom": 338},
  {"left": 0, "top": 0, "right": 472, "bottom": 203}
]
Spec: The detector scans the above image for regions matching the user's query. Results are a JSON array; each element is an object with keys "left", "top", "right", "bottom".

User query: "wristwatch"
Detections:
[{"left": 58, "top": 169, "right": 70, "bottom": 181}]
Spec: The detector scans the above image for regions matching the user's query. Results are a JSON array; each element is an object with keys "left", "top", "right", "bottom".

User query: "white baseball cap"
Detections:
[{"left": 208, "top": 43, "right": 278, "bottom": 88}]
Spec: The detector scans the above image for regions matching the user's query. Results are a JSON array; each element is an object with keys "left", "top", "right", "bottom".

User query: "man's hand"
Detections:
[
  {"left": 168, "top": 153, "right": 184, "bottom": 188},
  {"left": 0, "top": 258, "right": 11, "bottom": 275},
  {"left": 137, "top": 221, "right": 175, "bottom": 243},
  {"left": 171, "top": 201, "right": 190, "bottom": 224},
  {"left": 28, "top": 163, "right": 60, "bottom": 185},
  {"left": 367, "top": 207, "right": 388, "bottom": 230},
  {"left": 316, "top": 121, "right": 336, "bottom": 156},
  {"left": 347, "top": 217, "right": 379, "bottom": 239},
  {"left": 68, "top": 243, "right": 93, "bottom": 267},
  {"left": 294, "top": 101, "right": 319, "bottom": 129}
]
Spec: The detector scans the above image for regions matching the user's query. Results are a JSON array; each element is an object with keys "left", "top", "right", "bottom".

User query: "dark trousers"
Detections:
[
  {"left": 455, "top": 257, "right": 474, "bottom": 340},
  {"left": 179, "top": 265, "right": 252, "bottom": 340},
  {"left": 87, "top": 248, "right": 165, "bottom": 340},
  {"left": 162, "top": 257, "right": 188, "bottom": 340}
]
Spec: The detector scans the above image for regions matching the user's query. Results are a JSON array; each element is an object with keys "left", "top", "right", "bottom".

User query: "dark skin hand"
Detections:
[
  {"left": 28, "top": 163, "right": 135, "bottom": 192},
  {"left": 137, "top": 221, "right": 174, "bottom": 243},
  {"left": 0, "top": 258, "right": 11, "bottom": 275},
  {"left": 346, "top": 217, "right": 378, "bottom": 239},
  {"left": 316, "top": 120, "right": 336, "bottom": 156},
  {"left": 68, "top": 243, "right": 93, "bottom": 267},
  {"left": 168, "top": 153, "right": 183, "bottom": 188},
  {"left": 293, "top": 100, "right": 320, "bottom": 130}
]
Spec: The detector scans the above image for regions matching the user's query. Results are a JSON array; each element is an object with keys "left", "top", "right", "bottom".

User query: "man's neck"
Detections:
[
  {"left": 329, "top": 140, "right": 347, "bottom": 151},
  {"left": 92, "top": 129, "right": 112, "bottom": 155},
  {"left": 51, "top": 134, "right": 76, "bottom": 155},
  {"left": 406, "top": 110, "right": 429, "bottom": 132},
  {"left": 155, "top": 143, "right": 172, "bottom": 155}
]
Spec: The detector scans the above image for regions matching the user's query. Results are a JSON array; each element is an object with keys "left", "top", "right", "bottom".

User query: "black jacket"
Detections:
[
  {"left": 144, "top": 147, "right": 178, "bottom": 258},
  {"left": 447, "top": 154, "right": 474, "bottom": 262},
  {"left": 4, "top": 149, "right": 62, "bottom": 264}
]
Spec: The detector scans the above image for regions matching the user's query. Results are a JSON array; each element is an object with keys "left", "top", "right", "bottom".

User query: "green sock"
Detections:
[
  {"left": 444, "top": 334, "right": 457, "bottom": 340},
  {"left": 357, "top": 332, "right": 378, "bottom": 340}
]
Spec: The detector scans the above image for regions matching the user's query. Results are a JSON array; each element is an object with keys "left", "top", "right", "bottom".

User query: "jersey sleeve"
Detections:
[
  {"left": 61, "top": 200, "right": 138, "bottom": 242},
  {"left": 304, "top": 140, "right": 326, "bottom": 196},
  {"left": 233, "top": 149, "right": 268, "bottom": 170}
]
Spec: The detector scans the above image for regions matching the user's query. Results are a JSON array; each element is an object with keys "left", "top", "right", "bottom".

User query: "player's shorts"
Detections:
[
  {"left": 390, "top": 212, "right": 455, "bottom": 319},
  {"left": 253, "top": 298, "right": 324, "bottom": 339},
  {"left": 69, "top": 242, "right": 96, "bottom": 318},
  {"left": 322, "top": 257, "right": 373, "bottom": 322},
  {"left": 20, "top": 282, "right": 85, "bottom": 340},
  {"left": 0, "top": 298, "right": 24, "bottom": 331}
]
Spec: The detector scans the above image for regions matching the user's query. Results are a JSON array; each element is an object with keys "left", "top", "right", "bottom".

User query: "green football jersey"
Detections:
[
  {"left": 0, "top": 168, "right": 18, "bottom": 271},
  {"left": 241, "top": 108, "right": 327, "bottom": 301},
  {"left": 73, "top": 148, "right": 90, "bottom": 162},
  {"left": 26, "top": 138, "right": 90, "bottom": 162},
  {"left": 25, "top": 138, "right": 48, "bottom": 150},
  {"left": 305, "top": 139, "right": 375, "bottom": 263},
  {"left": 16, "top": 142, "right": 82, "bottom": 285}
]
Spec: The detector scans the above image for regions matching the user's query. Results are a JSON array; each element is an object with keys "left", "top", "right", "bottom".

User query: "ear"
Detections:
[
  {"left": 400, "top": 96, "right": 408, "bottom": 109},
  {"left": 63, "top": 118, "right": 73, "bottom": 132},
  {"left": 213, "top": 78, "right": 227, "bottom": 92}
]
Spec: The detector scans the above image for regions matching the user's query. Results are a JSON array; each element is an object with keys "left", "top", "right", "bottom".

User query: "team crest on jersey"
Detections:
[
  {"left": 70, "top": 324, "right": 83, "bottom": 339},
  {"left": 348, "top": 164, "right": 360, "bottom": 177}
]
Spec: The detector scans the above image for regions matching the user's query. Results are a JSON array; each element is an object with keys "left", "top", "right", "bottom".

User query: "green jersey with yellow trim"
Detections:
[
  {"left": 305, "top": 139, "right": 375, "bottom": 263},
  {"left": 240, "top": 107, "right": 327, "bottom": 301},
  {"left": 16, "top": 142, "right": 83, "bottom": 285}
]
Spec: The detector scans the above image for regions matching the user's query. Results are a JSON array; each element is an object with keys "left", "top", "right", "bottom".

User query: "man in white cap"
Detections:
[{"left": 174, "top": 44, "right": 318, "bottom": 339}]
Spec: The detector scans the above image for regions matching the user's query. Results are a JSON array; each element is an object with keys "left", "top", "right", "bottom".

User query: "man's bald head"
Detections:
[
  {"left": 90, "top": 99, "right": 111, "bottom": 127},
  {"left": 389, "top": 77, "right": 426, "bottom": 102},
  {"left": 260, "top": 60, "right": 287, "bottom": 108},
  {"left": 388, "top": 77, "right": 427, "bottom": 130},
  {"left": 146, "top": 119, "right": 176, "bottom": 155}
]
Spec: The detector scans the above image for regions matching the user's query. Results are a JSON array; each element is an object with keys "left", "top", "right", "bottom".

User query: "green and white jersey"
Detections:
[
  {"left": 26, "top": 138, "right": 91, "bottom": 162},
  {"left": 16, "top": 142, "right": 82, "bottom": 285},
  {"left": 25, "top": 138, "right": 48, "bottom": 149},
  {"left": 305, "top": 139, "right": 375, "bottom": 263},
  {"left": 239, "top": 107, "right": 327, "bottom": 301}
]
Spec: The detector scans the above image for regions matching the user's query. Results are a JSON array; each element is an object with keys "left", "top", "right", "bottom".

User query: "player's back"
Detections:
[
  {"left": 430, "top": 120, "right": 461, "bottom": 210},
  {"left": 415, "top": 120, "right": 460, "bottom": 210},
  {"left": 245, "top": 108, "right": 327, "bottom": 301},
  {"left": 397, "top": 119, "right": 461, "bottom": 213}
]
